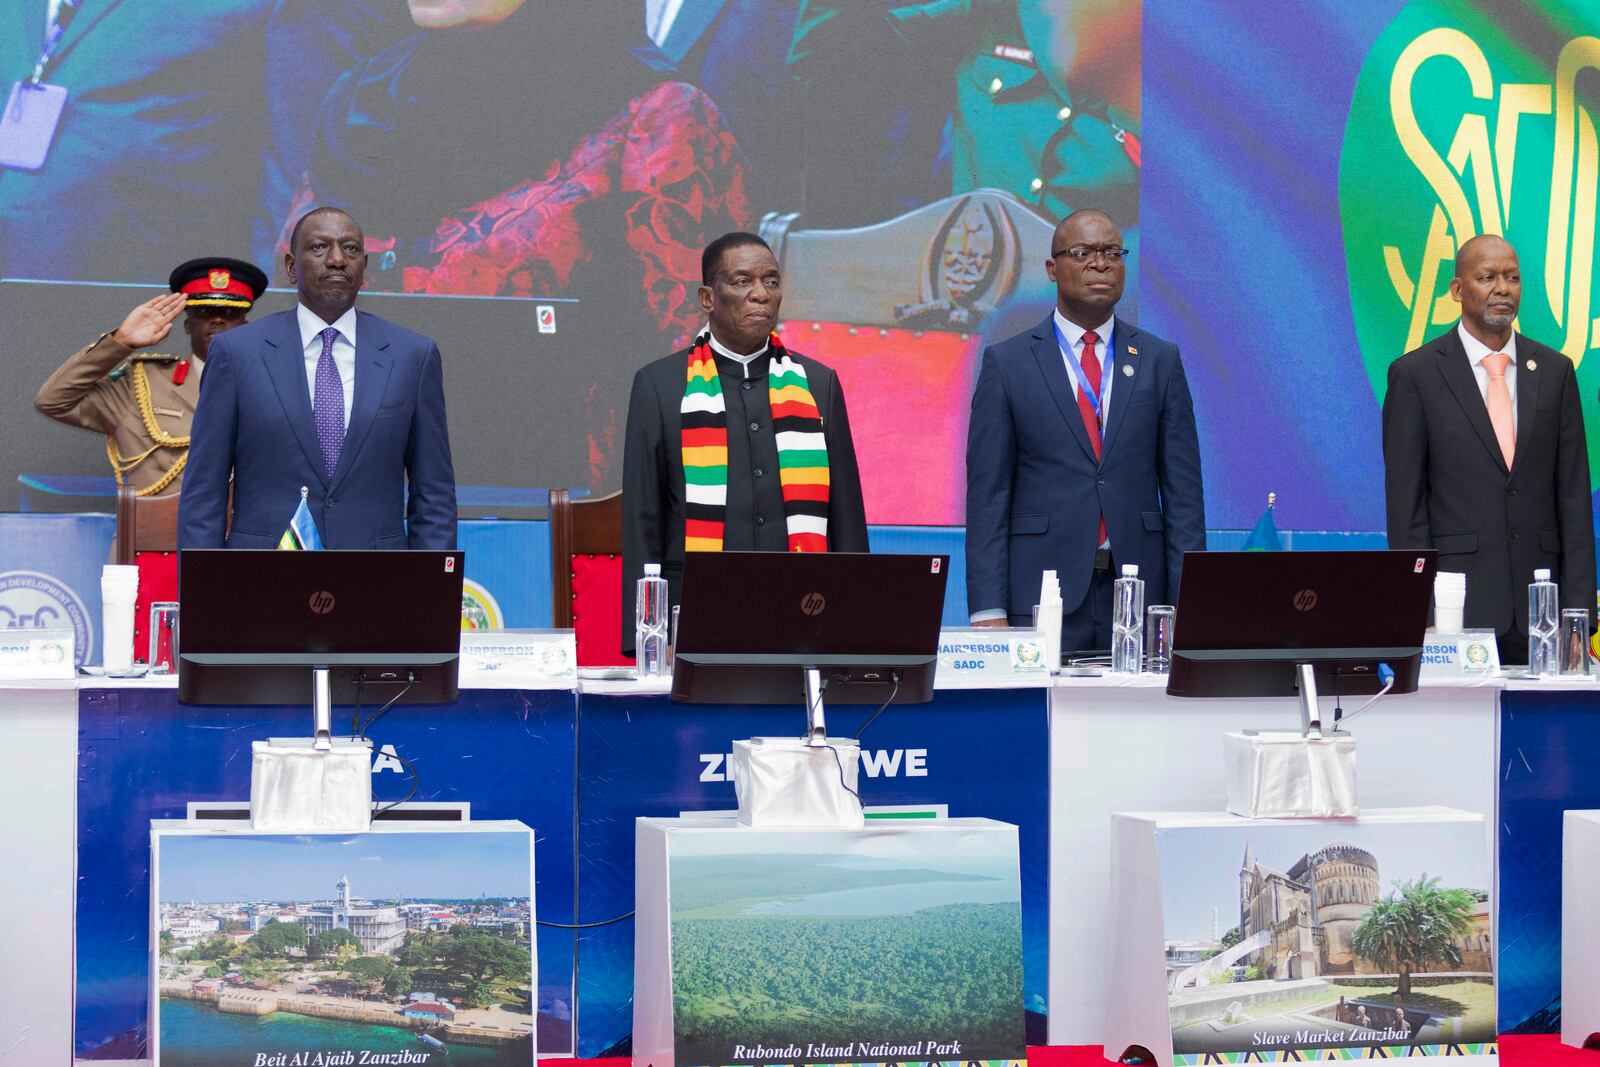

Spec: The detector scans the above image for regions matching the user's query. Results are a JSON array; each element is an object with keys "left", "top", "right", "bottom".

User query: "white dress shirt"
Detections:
[
  {"left": 1058, "top": 309, "right": 1115, "bottom": 552},
  {"left": 707, "top": 326, "right": 769, "bottom": 379},
  {"left": 297, "top": 303, "right": 357, "bottom": 432},
  {"left": 1457, "top": 321, "right": 1518, "bottom": 431},
  {"left": 1054, "top": 308, "right": 1117, "bottom": 422}
]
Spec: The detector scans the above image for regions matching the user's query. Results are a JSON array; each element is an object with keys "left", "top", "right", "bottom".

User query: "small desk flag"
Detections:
[
  {"left": 1242, "top": 491, "right": 1283, "bottom": 551},
  {"left": 277, "top": 486, "right": 324, "bottom": 550}
]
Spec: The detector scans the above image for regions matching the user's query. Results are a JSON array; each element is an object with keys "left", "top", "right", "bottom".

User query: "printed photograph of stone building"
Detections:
[
  {"left": 1237, "top": 842, "right": 1492, "bottom": 981},
  {"left": 1158, "top": 818, "right": 1497, "bottom": 1063}
]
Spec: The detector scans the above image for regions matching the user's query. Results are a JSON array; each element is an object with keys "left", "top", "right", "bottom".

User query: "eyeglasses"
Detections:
[{"left": 1053, "top": 245, "right": 1129, "bottom": 264}]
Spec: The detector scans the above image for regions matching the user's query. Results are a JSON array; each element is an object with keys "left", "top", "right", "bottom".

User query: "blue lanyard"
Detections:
[
  {"left": 30, "top": 0, "right": 80, "bottom": 84},
  {"left": 1053, "top": 320, "right": 1112, "bottom": 417}
]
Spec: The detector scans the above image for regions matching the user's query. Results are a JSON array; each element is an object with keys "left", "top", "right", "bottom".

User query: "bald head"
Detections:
[
  {"left": 1053, "top": 209, "right": 1116, "bottom": 250},
  {"left": 1449, "top": 233, "right": 1520, "bottom": 345},
  {"left": 1453, "top": 234, "right": 1516, "bottom": 279}
]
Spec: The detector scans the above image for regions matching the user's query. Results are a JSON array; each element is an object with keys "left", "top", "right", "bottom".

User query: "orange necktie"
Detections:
[{"left": 1483, "top": 352, "right": 1514, "bottom": 469}]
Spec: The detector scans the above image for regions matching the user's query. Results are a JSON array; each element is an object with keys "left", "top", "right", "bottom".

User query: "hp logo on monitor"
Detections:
[
  {"left": 800, "top": 592, "right": 826, "bottom": 616},
  {"left": 1293, "top": 589, "right": 1318, "bottom": 612},
  {"left": 309, "top": 591, "right": 336, "bottom": 615}
]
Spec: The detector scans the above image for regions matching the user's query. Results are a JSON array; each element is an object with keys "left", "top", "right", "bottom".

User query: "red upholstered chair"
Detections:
[
  {"left": 760, "top": 189, "right": 1057, "bottom": 524},
  {"left": 115, "top": 485, "right": 181, "bottom": 665},
  {"left": 549, "top": 489, "right": 632, "bottom": 667}
]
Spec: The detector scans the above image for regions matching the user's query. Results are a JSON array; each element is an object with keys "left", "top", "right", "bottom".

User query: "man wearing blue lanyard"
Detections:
[
  {"left": 965, "top": 209, "right": 1205, "bottom": 653},
  {"left": 0, "top": 0, "right": 79, "bottom": 174},
  {"left": 0, "top": 0, "right": 269, "bottom": 281}
]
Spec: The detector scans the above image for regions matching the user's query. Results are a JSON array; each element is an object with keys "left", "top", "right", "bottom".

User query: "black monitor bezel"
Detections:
[{"left": 176, "top": 549, "right": 463, "bottom": 708}]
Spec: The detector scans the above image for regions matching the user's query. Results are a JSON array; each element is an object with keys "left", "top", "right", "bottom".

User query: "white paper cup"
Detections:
[
  {"left": 1434, "top": 571, "right": 1466, "bottom": 634},
  {"left": 101, "top": 566, "right": 140, "bottom": 672}
]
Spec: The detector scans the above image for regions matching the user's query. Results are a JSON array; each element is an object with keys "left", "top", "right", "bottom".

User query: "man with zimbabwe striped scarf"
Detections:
[{"left": 620, "top": 232, "right": 870, "bottom": 656}]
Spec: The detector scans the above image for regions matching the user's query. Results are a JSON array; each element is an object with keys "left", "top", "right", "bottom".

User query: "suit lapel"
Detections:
[
  {"left": 1433, "top": 331, "right": 1508, "bottom": 475},
  {"left": 329, "top": 311, "right": 394, "bottom": 491},
  {"left": 1099, "top": 317, "right": 1138, "bottom": 458},
  {"left": 261, "top": 311, "right": 328, "bottom": 488},
  {"left": 1511, "top": 334, "right": 1538, "bottom": 476},
  {"left": 1029, "top": 317, "right": 1098, "bottom": 464}
]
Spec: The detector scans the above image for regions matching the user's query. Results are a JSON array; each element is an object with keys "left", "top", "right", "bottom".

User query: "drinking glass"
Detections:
[
  {"left": 1559, "top": 608, "right": 1591, "bottom": 676},
  {"left": 147, "top": 602, "right": 179, "bottom": 674},
  {"left": 1146, "top": 605, "right": 1176, "bottom": 674}
]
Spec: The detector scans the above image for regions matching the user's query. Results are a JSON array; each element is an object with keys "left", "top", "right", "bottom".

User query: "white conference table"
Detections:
[{"left": 2, "top": 668, "right": 1587, "bottom": 1062}]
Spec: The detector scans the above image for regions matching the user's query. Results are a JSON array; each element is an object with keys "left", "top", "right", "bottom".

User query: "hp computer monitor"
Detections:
[
  {"left": 178, "top": 549, "right": 464, "bottom": 711},
  {"left": 670, "top": 551, "right": 949, "bottom": 708},
  {"left": 1165, "top": 549, "right": 1437, "bottom": 704}
]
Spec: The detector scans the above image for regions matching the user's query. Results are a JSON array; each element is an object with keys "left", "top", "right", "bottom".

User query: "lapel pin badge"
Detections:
[
  {"left": 1127, "top": 346, "right": 1138, "bottom": 355},
  {"left": 1122, "top": 363, "right": 1134, "bottom": 377},
  {"left": 1526, "top": 359, "right": 1537, "bottom": 371}
]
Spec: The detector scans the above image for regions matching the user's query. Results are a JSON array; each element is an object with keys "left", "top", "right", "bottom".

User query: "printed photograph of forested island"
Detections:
[{"left": 667, "top": 828, "right": 1025, "bottom": 1066}]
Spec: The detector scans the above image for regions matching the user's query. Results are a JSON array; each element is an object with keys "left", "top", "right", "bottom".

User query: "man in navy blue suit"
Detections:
[
  {"left": 179, "top": 207, "right": 456, "bottom": 550},
  {"left": 965, "top": 209, "right": 1203, "bottom": 651}
]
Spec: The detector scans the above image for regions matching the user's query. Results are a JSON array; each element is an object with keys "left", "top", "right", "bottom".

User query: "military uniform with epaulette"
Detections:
[
  {"left": 35, "top": 335, "right": 203, "bottom": 495},
  {"left": 790, "top": 0, "right": 1141, "bottom": 226},
  {"left": 33, "top": 257, "right": 269, "bottom": 496}
]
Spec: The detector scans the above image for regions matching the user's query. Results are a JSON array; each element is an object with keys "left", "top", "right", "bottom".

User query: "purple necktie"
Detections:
[{"left": 313, "top": 326, "right": 344, "bottom": 481}]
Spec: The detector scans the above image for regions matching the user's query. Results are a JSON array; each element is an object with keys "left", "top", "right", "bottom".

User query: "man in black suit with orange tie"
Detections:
[{"left": 1383, "top": 234, "right": 1595, "bottom": 663}]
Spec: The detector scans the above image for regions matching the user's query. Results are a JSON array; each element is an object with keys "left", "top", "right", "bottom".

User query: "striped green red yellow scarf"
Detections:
[{"left": 681, "top": 330, "right": 830, "bottom": 553}]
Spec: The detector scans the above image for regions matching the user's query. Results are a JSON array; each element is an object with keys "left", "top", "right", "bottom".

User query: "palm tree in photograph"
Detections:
[{"left": 1351, "top": 875, "right": 1477, "bottom": 997}]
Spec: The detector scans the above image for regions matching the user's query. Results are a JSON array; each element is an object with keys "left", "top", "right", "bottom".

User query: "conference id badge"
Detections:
[{"left": 0, "top": 81, "right": 68, "bottom": 171}]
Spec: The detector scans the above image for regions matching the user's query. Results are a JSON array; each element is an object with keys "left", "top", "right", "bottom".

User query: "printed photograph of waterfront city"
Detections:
[{"left": 152, "top": 829, "right": 535, "bottom": 1067}]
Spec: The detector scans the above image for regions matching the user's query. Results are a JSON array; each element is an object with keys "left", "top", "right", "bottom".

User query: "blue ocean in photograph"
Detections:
[
  {"left": 743, "top": 877, "right": 1017, "bottom": 917},
  {"left": 160, "top": 998, "right": 521, "bottom": 1066}
]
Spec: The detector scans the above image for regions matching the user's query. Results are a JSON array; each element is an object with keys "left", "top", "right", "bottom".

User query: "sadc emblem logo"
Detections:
[{"left": 1342, "top": 1, "right": 1600, "bottom": 482}]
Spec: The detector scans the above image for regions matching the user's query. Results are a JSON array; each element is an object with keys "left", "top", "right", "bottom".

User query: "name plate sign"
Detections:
[
  {"left": 459, "top": 628, "right": 577, "bottom": 686},
  {"left": 936, "top": 627, "right": 1049, "bottom": 684},
  {"left": 0, "top": 626, "right": 75, "bottom": 680},
  {"left": 1420, "top": 629, "right": 1500, "bottom": 678}
]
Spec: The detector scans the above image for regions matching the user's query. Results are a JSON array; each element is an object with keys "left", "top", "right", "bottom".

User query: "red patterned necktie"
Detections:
[{"left": 1078, "top": 330, "right": 1108, "bottom": 546}]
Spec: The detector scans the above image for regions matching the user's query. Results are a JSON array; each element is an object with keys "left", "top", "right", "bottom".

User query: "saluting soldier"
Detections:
[{"left": 35, "top": 258, "right": 269, "bottom": 496}]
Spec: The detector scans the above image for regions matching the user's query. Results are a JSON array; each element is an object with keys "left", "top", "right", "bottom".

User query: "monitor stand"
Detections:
[
  {"left": 312, "top": 667, "right": 334, "bottom": 751},
  {"left": 803, "top": 667, "right": 828, "bottom": 747},
  {"left": 1295, "top": 663, "right": 1323, "bottom": 739},
  {"left": 727, "top": 668, "right": 861, "bottom": 826},
  {"left": 249, "top": 668, "right": 370, "bottom": 831}
]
